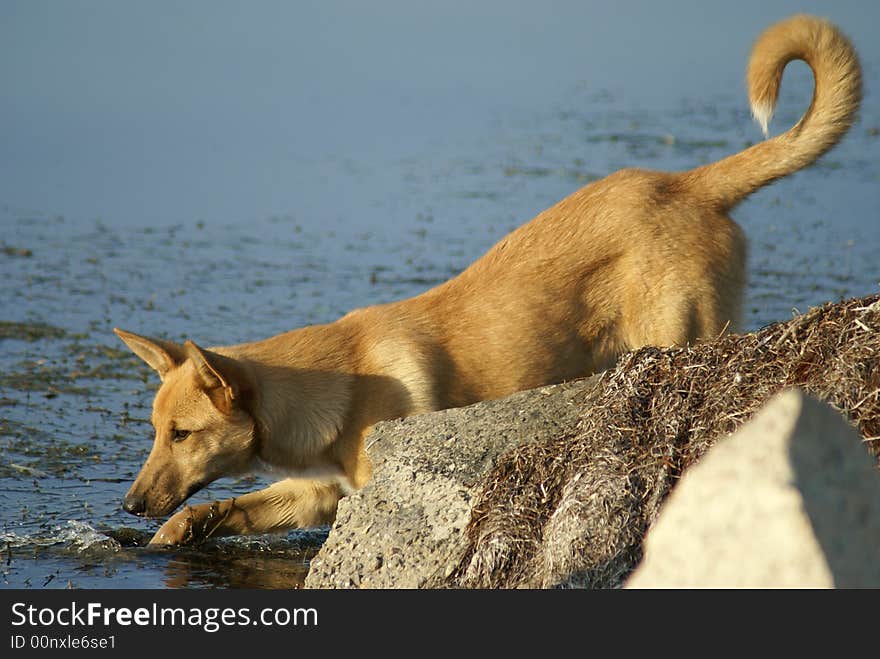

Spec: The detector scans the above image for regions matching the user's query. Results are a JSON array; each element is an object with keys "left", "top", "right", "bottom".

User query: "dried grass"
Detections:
[{"left": 445, "top": 294, "right": 880, "bottom": 588}]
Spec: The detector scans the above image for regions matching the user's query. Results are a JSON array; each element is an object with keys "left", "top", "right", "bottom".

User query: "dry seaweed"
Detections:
[{"left": 447, "top": 294, "right": 880, "bottom": 588}]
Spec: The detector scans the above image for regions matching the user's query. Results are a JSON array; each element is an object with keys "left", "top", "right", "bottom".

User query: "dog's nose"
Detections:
[{"left": 122, "top": 494, "right": 146, "bottom": 516}]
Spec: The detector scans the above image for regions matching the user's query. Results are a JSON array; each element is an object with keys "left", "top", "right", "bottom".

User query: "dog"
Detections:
[{"left": 115, "top": 15, "right": 861, "bottom": 545}]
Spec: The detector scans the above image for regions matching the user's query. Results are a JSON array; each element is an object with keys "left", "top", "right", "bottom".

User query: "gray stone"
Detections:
[
  {"left": 304, "top": 377, "right": 599, "bottom": 589},
  {"left": 626, "top": 389, "right": 880, "bottom": 588}
]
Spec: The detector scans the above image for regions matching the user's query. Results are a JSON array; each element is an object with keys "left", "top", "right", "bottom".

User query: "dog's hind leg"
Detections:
[{"left": 148, "top": 478, "right": 344, "bottom": 545}]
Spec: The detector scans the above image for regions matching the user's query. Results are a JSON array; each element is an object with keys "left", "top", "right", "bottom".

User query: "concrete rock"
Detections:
[
  {"left": 304, "top": 377, "right": 599, "bottom": 588},
  {"left": 305, "top": 296, "right": 880, "bottom": 589},
  {"left": 626, "top": 389, "right": 880, "bottom": 588}
]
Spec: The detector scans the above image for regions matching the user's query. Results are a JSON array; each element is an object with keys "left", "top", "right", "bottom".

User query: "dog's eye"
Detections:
[{"left": 172, "top": 429, "right": 191, "bottom": 442}]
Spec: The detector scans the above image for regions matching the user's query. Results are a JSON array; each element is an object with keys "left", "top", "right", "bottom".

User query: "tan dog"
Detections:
[{"left": 116, "top": 15, "right": 860, "bottom": 545}]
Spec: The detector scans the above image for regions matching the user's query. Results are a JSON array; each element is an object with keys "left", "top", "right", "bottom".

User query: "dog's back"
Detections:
[{"left": 393, "top": 14, "right": 861, "bottom": 407}]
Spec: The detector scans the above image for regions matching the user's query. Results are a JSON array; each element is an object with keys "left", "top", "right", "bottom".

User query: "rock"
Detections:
[
  {"left": 626, "top": 389, "right": 880, "bottom": 588},
  {"left": 306, "top": 295, "right": 880, "bottom": 589},
  {"left": 303, "top": 377, "right": 600, "bottom": 589}
]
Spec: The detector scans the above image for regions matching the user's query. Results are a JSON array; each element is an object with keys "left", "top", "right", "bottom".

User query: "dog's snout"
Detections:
[{"left": 122, "top": 494, "right": 147, "bottom": 516}]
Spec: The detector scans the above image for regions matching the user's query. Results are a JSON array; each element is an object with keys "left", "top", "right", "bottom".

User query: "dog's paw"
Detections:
[{"left": 148, "top": 508, "right": 194, "bottom": 546}]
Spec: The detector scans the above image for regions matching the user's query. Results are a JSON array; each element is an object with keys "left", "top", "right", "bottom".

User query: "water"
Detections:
[{"left": 1, "top": 2, "right": 878, "bottom": 588}]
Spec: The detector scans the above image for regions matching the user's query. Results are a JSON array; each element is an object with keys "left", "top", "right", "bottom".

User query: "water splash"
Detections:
[{"left": 1, "top": 520, "right": 121, "bottom": 553}]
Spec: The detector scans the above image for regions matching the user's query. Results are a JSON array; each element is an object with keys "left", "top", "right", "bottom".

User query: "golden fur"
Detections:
[{"left": 115, "top": 15, "right": 861, "bottom": 544}]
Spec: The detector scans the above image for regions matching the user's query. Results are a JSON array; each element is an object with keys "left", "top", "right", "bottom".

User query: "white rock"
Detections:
[{"left": 626, "top": 389, "right": 880, "bottom": 588}]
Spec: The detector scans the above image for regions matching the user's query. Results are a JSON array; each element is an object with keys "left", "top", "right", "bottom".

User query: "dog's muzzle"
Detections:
[{"left": 122, "top": 494, "right": 147, "bottom": 516}]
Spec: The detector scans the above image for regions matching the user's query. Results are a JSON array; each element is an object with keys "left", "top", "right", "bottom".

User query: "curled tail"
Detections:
[{"left": 684, "top": 14, "right": 861, "bottom": 211}]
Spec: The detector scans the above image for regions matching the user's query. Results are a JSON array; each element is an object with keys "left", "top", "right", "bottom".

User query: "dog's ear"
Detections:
[
  {"left": 114, "top": 328, "right": 186, "bottom": 380},
  {"left": 183, "top": 341, "right": 252, "bottom": 414}
]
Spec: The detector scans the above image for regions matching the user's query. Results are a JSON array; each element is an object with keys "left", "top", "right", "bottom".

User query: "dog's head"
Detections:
[{"left": 114, "top": 328, "right": 258, "bottom": 518}]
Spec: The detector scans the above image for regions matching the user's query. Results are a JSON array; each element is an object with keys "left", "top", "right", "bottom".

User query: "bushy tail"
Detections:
[{"left": 684, "top": 15, "right": 861, "bottom": 211}]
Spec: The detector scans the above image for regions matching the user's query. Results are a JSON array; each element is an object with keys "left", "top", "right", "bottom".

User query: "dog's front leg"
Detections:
[{"left": 148, "top": 478, "right": 344, "bottom": 546}]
